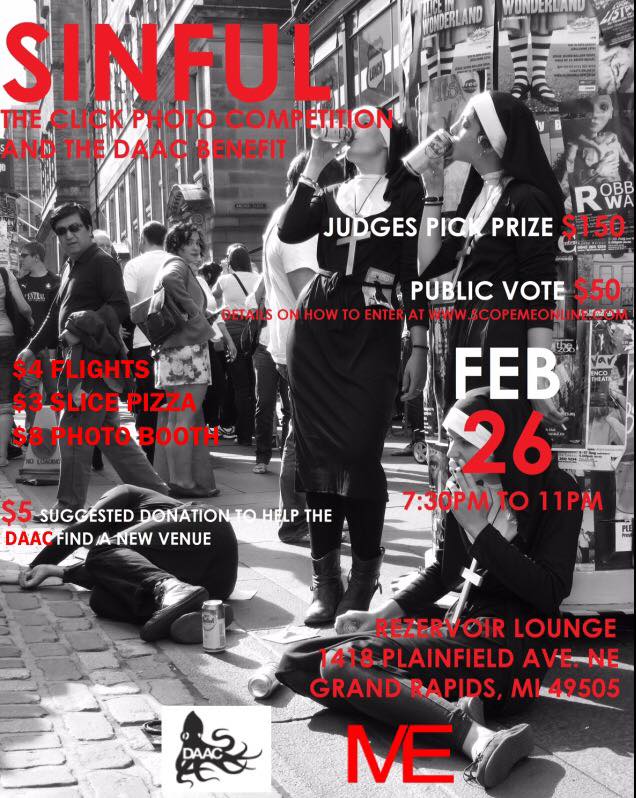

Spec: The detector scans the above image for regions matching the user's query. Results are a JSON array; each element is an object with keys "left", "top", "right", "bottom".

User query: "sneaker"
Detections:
[
  {"left": 218, "top": 426, "right": 236, "bottom": 440},
  {"left": 464, "top": 724, "right": 534, "bottom": 788},
  {"left": 253, "top": 463, "right": 268, "bottom": 474}
]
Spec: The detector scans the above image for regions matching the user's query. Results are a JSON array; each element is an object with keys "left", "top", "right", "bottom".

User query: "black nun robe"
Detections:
[
  {"left": 276, "top": 392, "right": 582, "bottom": 736},
  {"left": 278, "top": 124, "right": 427, "bottom": 502},
  {"left": 425, "top": 91, "right": 565, "bottom": 415}
]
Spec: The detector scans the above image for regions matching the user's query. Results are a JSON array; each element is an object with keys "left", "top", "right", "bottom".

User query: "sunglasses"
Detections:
[
  {"left": 19, "top": 252, "right": 32, "bottom": 259},
  {"left": 54, "top": 222, "right": 85, "bottom": 237}
]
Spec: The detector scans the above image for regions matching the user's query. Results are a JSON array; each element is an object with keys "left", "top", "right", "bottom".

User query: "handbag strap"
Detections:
[{"left": 231, "top": 270, "right": 250, "bottom": 297}]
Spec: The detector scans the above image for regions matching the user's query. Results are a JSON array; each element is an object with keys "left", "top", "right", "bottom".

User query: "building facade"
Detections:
[
  {"left": 91, "top": 0, "right": 296, "bottom": 265},
  {"left": 31, "top": 0, "right": 93, "bottom": 271},
  {"left": 2, "top": 106, "right": 43, "bottom": 273},
  {"left": 286, "top": 0, "right": 404, "bottom": 151},
  {"left": 23, "top": 0, "right": 297, "bottom": 268}
]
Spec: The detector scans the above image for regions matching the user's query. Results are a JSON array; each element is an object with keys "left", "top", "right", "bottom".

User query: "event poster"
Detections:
[
  {"left": 497, "top": 0, "right": 600, "bottom": 101},
  {"left": 0, "top": 0, "right": 633, "bottom": 796},
  {"left": 560, "top": 93, "right": 634, "bottom": 253}
]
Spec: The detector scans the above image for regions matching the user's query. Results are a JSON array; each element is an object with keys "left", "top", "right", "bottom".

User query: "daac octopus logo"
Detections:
[{"left": 175, "top": 710, "right": 262, "bottom": 786}]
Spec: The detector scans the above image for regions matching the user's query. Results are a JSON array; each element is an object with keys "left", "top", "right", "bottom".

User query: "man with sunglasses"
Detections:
[
  {"left": 16, "top": 203, "right": 168, "bottom": 514},
  {"left": 17, "top": 241, "right": 59, "bottom": 430}
]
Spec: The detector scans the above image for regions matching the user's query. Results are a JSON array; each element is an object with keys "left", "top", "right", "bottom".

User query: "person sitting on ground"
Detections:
[
  {"left": 19, "top": 483, "right": 238, "bottom": 643},
  {"left": 276, "top": 389, "right": 582, "bottom": 789}
]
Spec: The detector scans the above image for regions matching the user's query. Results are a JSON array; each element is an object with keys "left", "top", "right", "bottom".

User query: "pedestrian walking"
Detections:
[{"left": 16, "top": 202, "right": 168, "bottom": 511}]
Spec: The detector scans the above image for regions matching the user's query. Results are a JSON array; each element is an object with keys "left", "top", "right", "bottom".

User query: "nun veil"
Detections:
[
  {"left": 457, "top": 91, "right": 564, "bottom": 229},
  {"left": 443, "top": 387, "right": 554, "bottom": 519}
]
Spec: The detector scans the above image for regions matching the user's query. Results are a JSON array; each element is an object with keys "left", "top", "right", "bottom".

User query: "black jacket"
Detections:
[
  {"left": 28, "top": 244, "right": 129, "bottom": 357},
  {"left": 394, "top": 467, "right": 583, "bottom": 618}
]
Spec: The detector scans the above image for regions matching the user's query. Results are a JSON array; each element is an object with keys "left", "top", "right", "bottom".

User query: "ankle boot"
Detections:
[
  {"left": 304, "top": 549, "right": 343, "bottom": 627},
  {"left": 336, "top": 548, "right": 384, "bottom": 616}
]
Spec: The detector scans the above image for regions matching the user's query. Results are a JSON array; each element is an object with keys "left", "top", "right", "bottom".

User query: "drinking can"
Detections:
[
  {"left": 202, "top": 600, "right": 226, "bottom": 653},
  {"left": 402, "top": 129, "right": 454, "bottom": 176},
  {"left": 248, "top": 662, "right": 281, "bottom": 699},
  {"left": 310, "top": 126, "right": 355, "bottom": 144}
]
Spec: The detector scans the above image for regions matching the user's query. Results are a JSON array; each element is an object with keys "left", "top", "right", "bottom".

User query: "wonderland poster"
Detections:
[{"left": 0, "top": 1, "right": 633, "bottom": 796}]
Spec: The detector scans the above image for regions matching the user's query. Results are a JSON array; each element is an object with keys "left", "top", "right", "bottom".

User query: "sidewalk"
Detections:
[{"left": 0, "top": 432, "right": 632, "bottom": 797}]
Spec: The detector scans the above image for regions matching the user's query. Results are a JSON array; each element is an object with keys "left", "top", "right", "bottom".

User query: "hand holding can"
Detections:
[
  {"left": 403, "top": 130, "right": 453, "bottom": 196},
  {"left": 402, "top": 129, "right": 454, "bottom": 175},
  {"left": 310, "top": 126, "right": 355, "bottom": 144}
]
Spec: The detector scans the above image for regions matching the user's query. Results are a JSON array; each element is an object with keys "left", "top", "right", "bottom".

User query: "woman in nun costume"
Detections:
[
  {"left": 276, "top": 389, "right": 582, "bottom": 789},
  {"left": 278, "top": 110, "right": 428, "bottom": 626},
  {"left": 418, "top": 90, "right": 567, "bottom": 425}
]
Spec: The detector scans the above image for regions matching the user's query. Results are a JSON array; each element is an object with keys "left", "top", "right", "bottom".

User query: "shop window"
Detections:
[
  {"left": 128, "top": 166, "right": 139, "bottom": 256},
  {"left": 351, "top": 0, "right": 399, "bottom": 109},
  {"left": 107, "top": 192, "right": 117, "bottom": 242},
  {"left": 310, "top": 29, "right": 345, "bottom": 111},
  {"left": 117, "top": 179, "right": 127, "bottom": 245},
  {"left": 105, "top": 104, "right": 113, "bottom": 148},
  {"left": 164, "top": 102, "right": 181, "bottom": 187},
  {"left": 141, "top": 157, "right": 152, "bottom": 221},
  {"left": 146, "top": 0, "right": 158, "bottom": 25},
  {"left": 40, "top": 124, "right": 56, "bottom": 202},
  {"left": 150, "top": 155, "right": 164, "bottom": 223},
  {"left": 183, "top": 75, "right": 201, "bottom": 182}
]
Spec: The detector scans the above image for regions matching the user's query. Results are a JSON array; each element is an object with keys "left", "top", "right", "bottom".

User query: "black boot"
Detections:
[
  {"left": 140, "top": 578, "right": 208, "bottom": 642},
  {"left": 336, "top": 548, "right": 384, "bottom": 615},
  {"left": 304, "top": 549, "right": 343, "bottom": 627}
]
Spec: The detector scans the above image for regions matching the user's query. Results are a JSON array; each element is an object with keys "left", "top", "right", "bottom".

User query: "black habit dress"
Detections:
[
  {"left": 426, "top": 179, "right": 559, "bottom": 414},
  {"left": 276, "top": 466, "right": 582, "bottom": 716},
  {"left": 278, "top": 178, "right": 426, "bottom": 501}
]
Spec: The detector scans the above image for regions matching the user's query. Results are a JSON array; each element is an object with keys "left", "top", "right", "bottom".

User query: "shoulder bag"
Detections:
[
  {"left": 0, "top": 267, "right": 31, "bottom": 348},
  {"left": 232, "top": 271, "right": 264, "bottom": 356},
  {"left": 130, "top": 257, "right": 188, "bottom": 347}
]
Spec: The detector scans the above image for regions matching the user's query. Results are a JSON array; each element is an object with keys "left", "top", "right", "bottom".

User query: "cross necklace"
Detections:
[{"left": 336, "top": 175, "right": 384, "bottom": 276}]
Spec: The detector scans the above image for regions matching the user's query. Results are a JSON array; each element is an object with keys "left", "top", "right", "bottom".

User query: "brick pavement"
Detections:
[
  {"left": 0, "top": 434, "right": 633, "bottom": 797},
  {"left": 0, "top": 441, "right": 281, "bottom": 797}
]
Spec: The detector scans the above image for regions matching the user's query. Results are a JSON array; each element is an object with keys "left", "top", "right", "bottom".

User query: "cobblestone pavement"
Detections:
[{"left": 0, "top": 433, "right": 633, "bottom": 797}]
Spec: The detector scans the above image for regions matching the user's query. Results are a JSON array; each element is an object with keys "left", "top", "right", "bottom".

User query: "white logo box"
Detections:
[{"left": 161, "top": 705, "right": 272, "bottom": 795}]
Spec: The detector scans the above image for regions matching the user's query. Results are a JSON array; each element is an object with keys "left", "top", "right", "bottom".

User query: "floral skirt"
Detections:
[{"left": 155, "top": 343, "right": 212, "bottom": 388}]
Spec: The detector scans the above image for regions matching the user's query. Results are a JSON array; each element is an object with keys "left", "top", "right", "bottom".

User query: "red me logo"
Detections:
[{"left": 348, "top": 724, "right": 453, "bottom": 783}]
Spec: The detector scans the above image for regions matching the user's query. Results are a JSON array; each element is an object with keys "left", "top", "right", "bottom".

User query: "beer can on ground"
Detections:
[
  {"left": 202, "top": 600, "right": 226, "bottom": 653},
  {"left": 248, "top": 662, "right": 281, "bottom": 699},
  {"left": 402, "top": 130, "right": 454, "bottom": 176},
  {"left": 310, "top": 126, "right": 355, "bottom": 144}
]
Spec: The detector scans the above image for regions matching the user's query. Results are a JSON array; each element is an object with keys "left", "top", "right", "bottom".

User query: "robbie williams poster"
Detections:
[{"left": 0, "top": 1, "right": 633, "bottom": 796}]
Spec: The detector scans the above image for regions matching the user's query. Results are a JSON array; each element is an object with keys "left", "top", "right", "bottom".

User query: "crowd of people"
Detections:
[{"left": 2, "top": 91, "right": 587, "bottom": 789}]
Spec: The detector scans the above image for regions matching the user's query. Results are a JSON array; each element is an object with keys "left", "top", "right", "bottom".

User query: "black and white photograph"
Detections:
[{"left": 0, "top": 1, "right": 633, "bottom": 796}]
